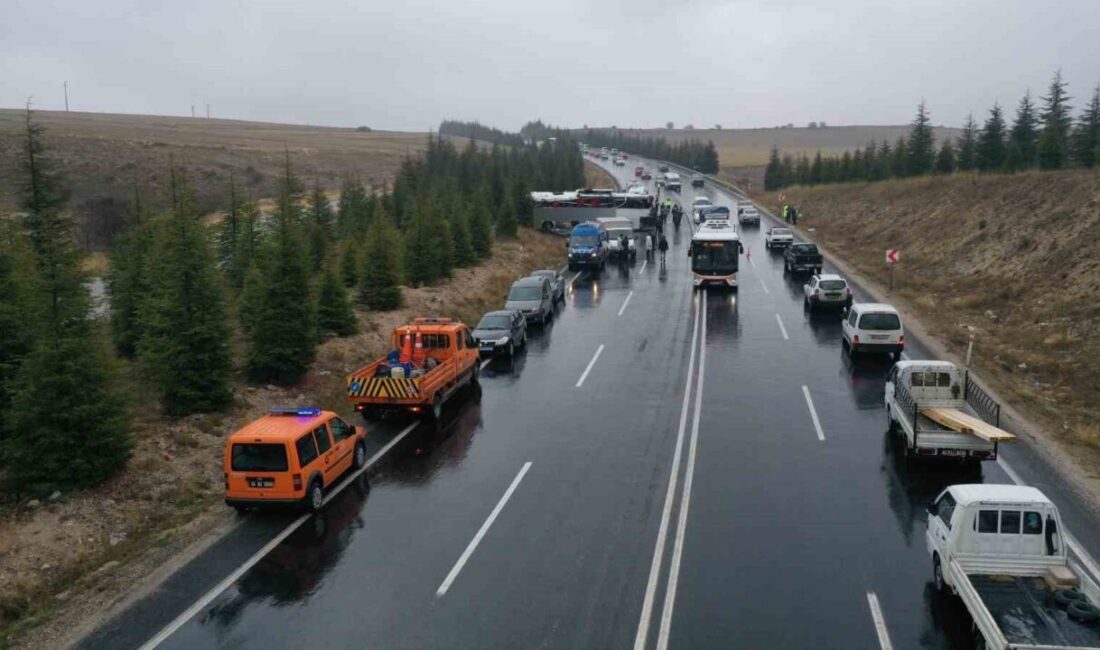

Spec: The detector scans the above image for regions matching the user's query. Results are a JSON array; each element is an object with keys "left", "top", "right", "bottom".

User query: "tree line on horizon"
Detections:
[
  {"left": 0, "top": 115, "right": 583, "bottom": 497},
  {"left": 582, "top": 129, "right": 720, "bottom": 174},
  {"left": 764, "top": 71, "right": 1100, "bottom": 190}
]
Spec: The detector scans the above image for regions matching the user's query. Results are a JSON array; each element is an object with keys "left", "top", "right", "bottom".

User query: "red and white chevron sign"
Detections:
[{"left": 885, "top": 249, "right": 900, "bottom": 264}]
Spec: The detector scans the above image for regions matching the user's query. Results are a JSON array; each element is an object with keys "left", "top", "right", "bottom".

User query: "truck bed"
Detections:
[{"left": 969, "top": 574, "right": 1100, "bottom": 648}]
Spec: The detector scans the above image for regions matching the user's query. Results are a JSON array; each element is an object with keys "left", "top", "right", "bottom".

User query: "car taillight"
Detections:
[
  {"left": 899, "top": 335, "right": 905, "bottom": 347},
  {"left": 852, "top": 335, "right": 860, "bottom": 346},
  {"left": 293, "top": 474, "right": 302, "bottom": 491}
]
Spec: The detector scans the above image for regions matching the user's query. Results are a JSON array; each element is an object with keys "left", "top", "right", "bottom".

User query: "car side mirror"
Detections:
[{"left": 926, "top": 502, "right": 938, "bottom": 518}]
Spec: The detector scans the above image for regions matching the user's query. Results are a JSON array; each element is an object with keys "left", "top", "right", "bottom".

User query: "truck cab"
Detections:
[
  {"left": 597, "top": 216, "right": 637, "bottom": 262},
  {"left": 665, "top": 172, "right": 682, "bottom": 192},
  {"left": 926, "top": 485, "right": 1100, "bottom": 649}
]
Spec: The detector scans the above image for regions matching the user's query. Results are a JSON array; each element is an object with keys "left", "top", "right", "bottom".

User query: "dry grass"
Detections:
[
  {"left": 583, "top": 161, "right": 618, "bottom": 189},
  {"left": 753, "top": 169, "right": 1100, "bottom": 456},
  {"left": 1, "top": 229, "right": 564, "bottom": 649},
  {"left": 0, "top": 109, "right": 427, "bottom": 215}
]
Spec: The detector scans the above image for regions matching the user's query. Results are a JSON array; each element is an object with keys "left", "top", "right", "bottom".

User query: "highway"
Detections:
[{"left": 77, "top": 158, "right": 1100, "bottom": 650}]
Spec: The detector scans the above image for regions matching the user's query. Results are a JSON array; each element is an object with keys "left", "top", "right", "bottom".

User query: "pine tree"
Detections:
[
  {"left": 764, "top": 145, "right": 783, "bottom": 190},
  {"left": 216, "top": 175, "right": 241, "bottom": 268},
  {"left": 1003, "top": 140, "right": 1025, "bottom": 173},
  {"left": 809, "top": 150, "right": 823, "bottom": 184},
  {"left": 0, "top": 235, "right": 33, "bottom": 447},
  {"left": 957, "top": 114, "right": 978, "bottom": 171},
  {"left": 495, "top": 183, "right": 518, "bottom": 238},
  {"left": 246, "top": 158, "right": 316, "bottom": 385},
  {"left": 340, "top": 240, "right": 360, "bottom": 287},
  {"left": 1037, "top": 70, "right": 1074, "bottom": 170},
  {"left": 511, "top": 175, "right": 533, "bottom": 230},
  {"left": 228, "top": 196, "right": 262, "bottom": 289},
  {"left": 336, "top": 176, "right": 366, "bottom": 236},
  {"left": 976, "top": 103, "right": 1007, "bottom": 172},
  {"left": 890, "top": 136, "right": 908, "bottom": 178},
  {"left": 359, "top": 211, "right": 404, "bottom": 310},
  {"left": 451, "top": 202, "right": 476, "bottom": 267},
  {"left": 306, "top": 182, "right": 334, "bottom": 270},
  {"left": 4, "top": 110, "right": 131, "bottom": 492},
  {"left": 434, "top": 214, "right": 454, "bottom": 279},
  {"left": 906, "top": 100, "right": 936, "bottom": 176},
  {"left": 469, "top": 193, "right": 493, "bottom": 259},
  {"left": 1009, "top": 91, "right": 1039, "bottom": 169},
  {"left": 1073, "top": 85, "right": 1100, "bottom": 168},
  {"left": 138, "top": 169, "right": 232, "bottom": 416},
  {"left": 238, "top": 262, "right": 265, "bottom": 337},
  {"left": 316, "top": 268, "right": 357, "bottom": 337},
  {"left": 403, "top": 203, "right": 437, "bottom": 286},
  {"left": 108, "top": 194, "right": 153, "bottom": 358},
  {"left": 935, "top": 138, "right": 957, "bottom": 174}
]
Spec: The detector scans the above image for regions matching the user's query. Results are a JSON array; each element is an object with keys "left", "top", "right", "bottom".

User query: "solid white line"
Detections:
[
  {"left": 567, "top": 271, "right": 584, "bottom": 289},
  {"left": 435, "top": 461, "right": 532, "bottom": 597},
  {"left": 656, "top": 292, "right": 708, "bottom": 650},
  {"left": 640, "top": 259, "right": 648, "bottom": 273},
  {"left": 802, "top": 385, "right": 826, "bottom": 441},
  {"left": 759, "top": 278, "right": 769, "bottom": 294},
  {"left": 995, "top": 456, "right": 1024, "bottom": 486},
  {"left": 747, "top": 251, "right": 756, "bottom": 268},
  {"left": 139, "top": 420, "right": 418, "bottom": 649},
  {"left": 866, "top": 592, "right": 895, "bottom": 650},
  {"left": 633, "top": 293, "right": 701, "bottom": 650},
  {"left": 618, "top": 291, "right": 635, "bottom": 317},
  {"left": 575, "top": 344, "right": 605, "bottom": 388},
  {"left": 480, "top": 358, "right": 491, "bottom": 371},
  {"left": 775, "top": 313, "right": 789, "bottom": 341}
]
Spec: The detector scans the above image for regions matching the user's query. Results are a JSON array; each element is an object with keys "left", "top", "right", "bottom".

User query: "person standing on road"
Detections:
[
  {"left": 658, "top": 234, "right": 669, "bottom": 265},
  {"left": 790, "top": 205, "right": 799, "bottom": 225},
  {"left": 782, "top": 204, "right": 790, "bottom": 223},
  {"left": 645, "top": 232, "right": 654, "bottom": 260}
]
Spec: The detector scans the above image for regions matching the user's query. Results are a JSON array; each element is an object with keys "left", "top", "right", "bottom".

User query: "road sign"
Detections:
[{"left": 885, "top": 249, "right": 900, "bottom": 265}]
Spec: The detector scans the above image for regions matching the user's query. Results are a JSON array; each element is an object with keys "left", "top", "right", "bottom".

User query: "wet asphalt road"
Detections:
[{"left": 77, "top": 159, "right": 1100, "bottom": 650}]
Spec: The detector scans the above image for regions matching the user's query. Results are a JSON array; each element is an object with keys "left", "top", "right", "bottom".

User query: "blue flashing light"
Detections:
[{"left": 269, "top": 406, "right": 322, "bottom": 417}]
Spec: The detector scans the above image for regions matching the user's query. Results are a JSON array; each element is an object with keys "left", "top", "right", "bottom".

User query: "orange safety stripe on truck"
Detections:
[{"left": 347, "top": 376, "right": 421, "bottom": 399}]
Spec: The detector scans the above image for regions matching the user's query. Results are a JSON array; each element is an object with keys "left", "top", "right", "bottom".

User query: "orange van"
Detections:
[{"left": 224, "top": 407, "right": 367, "bottom": 512}]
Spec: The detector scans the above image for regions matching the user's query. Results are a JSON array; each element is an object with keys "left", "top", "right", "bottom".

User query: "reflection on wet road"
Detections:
[{"left": 78, "top": 159, "right": 1100, "bottom": 650}]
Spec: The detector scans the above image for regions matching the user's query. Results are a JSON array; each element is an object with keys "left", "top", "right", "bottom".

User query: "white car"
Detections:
[
  {"left": 764, "top": 226, "right": 793, "bottom": 249},
  {"left": 842, "top": 302, "right": 904, "bottom": 358},
  {"left": 738, "top": 205, "right": 760, "bottom": 226},
  {"left": 691, "top": 196, "right": 712, "bottom": 223},
  {"left": 803, "top": 274, "right": 852, "bottom": 311}
]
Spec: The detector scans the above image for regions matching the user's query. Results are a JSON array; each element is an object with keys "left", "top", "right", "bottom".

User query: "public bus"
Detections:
[{"left": 688, "top": 220, "right": 743, "bottom": 288}]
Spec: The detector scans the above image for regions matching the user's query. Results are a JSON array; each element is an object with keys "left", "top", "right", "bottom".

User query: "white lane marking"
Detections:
[
  {"left": 775, "top": 313, "right": 789, "bottom": 341},
  {"left": 900, "top": 352, "right": 910, "bottom": 360},
  {"left": 747, "top": 251, "right": 756, "bottom": 268},
  {"left": 575, "top": 344, "right": 605, "bottom": 388},
  {"left": 567, "top": 271, "right": 584, "bottom": 289},
  {"left": 656, "top": 292, "right": 708, "bottom": 650},
  {"left": 802, "top": 385, "right": 826, "bottom": 441},
  {"left": 640, "top": 259, "right": 648, "bottom": 273},
  {"left": 618, "top": 291, "right": 635, "bottom": 317},
  {"left": 436, "top": 461, "right": 532, "bottom": 597},
  {"left": 480, "top": 358, "right": 491, "bottom": 371},
  {"left": 140, "top": 420, "right": 418, "bottom": 649},
  {"left": 760, "top": 278, "right": 769, "bottom": 294},
  {"left": 633, "top": 293, "right": 702, "bottom": 650},
  {"left": 866, "top": 592, "right": 895, "bottom": 650},
  {"left": 996, "top": 456, "right": 1100, "bottom": 583}
]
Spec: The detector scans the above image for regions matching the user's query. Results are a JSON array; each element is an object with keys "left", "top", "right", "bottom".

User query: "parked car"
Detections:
[
  {"left": 472, "top": 310, "right": 527, "bottom": 357},
  {"left": 529, "top": 269, "right": 566, "bottom": 303},
  {"left": 506, "top": 275, "right": 554, "bottom": 324},
  {"left": 658, "top": 164, "right": 670, "bottom": 173},
  {"left": 765, "top": 226, "right": 793, "bottom": 249},
  {"left": 641, "top": 170, "right": 652, "bottom": 180},
  {"left": 842, "top": 302, "right": 904, "bottom": 358},
  {"left": 691, "top": 174, "right": 704, "bottom": 188},
  {"left": 784, "top": 242, "right": 823, "bottom": 275},
  {"left": 224, "top": 407, "right": 367, "bottom": 512},
  {"left": 691, "top": 196, "right": 713, "bottom": 223},
  {"left": 803, "top": 273, "right": 852, "bottom": 311}
]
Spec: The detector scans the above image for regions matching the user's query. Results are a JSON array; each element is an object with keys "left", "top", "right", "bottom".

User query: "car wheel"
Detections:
[
  {"left": 428, "top": 395, "right": 444, "bottom": 421},
  {"left": 933, "top": 556, "right": 946, "bottom": 593},
  {"left": 353, "top": 442, "right": 366, "bottom": 469},
  {"left": 507, "top": 341, "right": 514, "bottom": 358},
  {"left": 886, "top": 406, "right": 896, "bottom": 433},
  {"left": 306, "top": 480, "right": 324, "bottom": 512}
]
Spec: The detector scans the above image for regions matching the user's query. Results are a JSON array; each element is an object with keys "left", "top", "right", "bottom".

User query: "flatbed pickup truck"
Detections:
[
  {"left": 346, "top": 318, "right": 480, "bottom": 421},
  {"left": 928, "top": 484, "right": 1100, "bottom": 649},
  {"left": 886, "top": 360, "right": 1014, "bottom": 461}
]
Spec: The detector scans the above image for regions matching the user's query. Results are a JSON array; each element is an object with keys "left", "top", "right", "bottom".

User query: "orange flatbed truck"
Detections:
[{"left": 346, "top": 318, "right": 481, "bottom": 421}]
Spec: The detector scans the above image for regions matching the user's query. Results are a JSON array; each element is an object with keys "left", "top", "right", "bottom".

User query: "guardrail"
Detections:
[{"left": 964, "top": 373, "right": 1001, "bottom": 427}]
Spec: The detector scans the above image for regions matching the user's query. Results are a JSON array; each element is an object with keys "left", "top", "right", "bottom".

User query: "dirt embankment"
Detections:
[
  {"left": 583, "top": 160, "right": 618, "bottom": 189},
  {"left": 0, "top": 229, "right": 564, "bottom": 649},
  {"left": 755, "top": 168, "right": 1100, "bottom": 460}
]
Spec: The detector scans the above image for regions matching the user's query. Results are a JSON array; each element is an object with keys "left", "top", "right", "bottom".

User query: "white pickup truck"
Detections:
[
  {"left": 927, "top": 484, "right": 1100, "bottom": 649},
  {"left": 885, "top": 360, "right": 1013, "bottom": 462}
]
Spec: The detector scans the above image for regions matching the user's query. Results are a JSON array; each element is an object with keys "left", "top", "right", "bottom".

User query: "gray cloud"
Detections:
[{"left": 2, "top": 0, "right": 1099, "bottom": 130}]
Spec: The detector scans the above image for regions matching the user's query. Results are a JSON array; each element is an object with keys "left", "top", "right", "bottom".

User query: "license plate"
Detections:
[
  {"left": 871, "top": 335, "right": 889, "bottom": 340},
  {"left": 247, "top": 477, "right": 274, "bottom": 488},
  {"left": 939, "top": 449, "right": 967, "bottom": 457},
  {"left": 480, "top": 346, "right": 494, "bottom": 352},
  {"left": 825, "top": 293, "right": 841, "bottom": 299}
]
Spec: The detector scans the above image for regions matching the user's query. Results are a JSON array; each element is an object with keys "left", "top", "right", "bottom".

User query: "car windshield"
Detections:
[
  {"left": 231, "top": 443, "right": 288, "bottom": 472},
  {"left": 477, "top": 315, "right": 511, "bottom": 330},
  {"left": 792, "top": 244, "right": 818, "bottom": 254},
  {"left": 819, "top": 280, "right": 846, "bottom": 290},
  {"left": 571, "top": 235, "right": 598, "bottom": 247},
  {"left": 860, "top": 313, "right": 901, "bottom": 330},
  {"left": 509, "top": 286, "right": 542, "bottom": 301}
]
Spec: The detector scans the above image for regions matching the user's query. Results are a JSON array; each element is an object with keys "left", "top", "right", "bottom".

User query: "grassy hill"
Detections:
[
  {"left": 754, "top": 169, "right": 1100, "bottom": 459},
  {"left": 0, "top": 109, "right": 427, "bottom": 241}
]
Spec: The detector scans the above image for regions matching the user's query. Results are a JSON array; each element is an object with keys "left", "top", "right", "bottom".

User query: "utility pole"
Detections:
[
  {"left": 63, "top": 81, "right": 69, "bottom": 111},
  {"left": 206, "top": 104, "right": 210, "bottom": 119},
  {"left": 191, "top": 104, "right": 195, "bottom": 118}
]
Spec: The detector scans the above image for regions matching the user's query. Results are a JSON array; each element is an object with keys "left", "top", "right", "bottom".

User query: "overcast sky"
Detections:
[{"left": 2, "top": 0, "right": 1099, "bottom": 132}]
